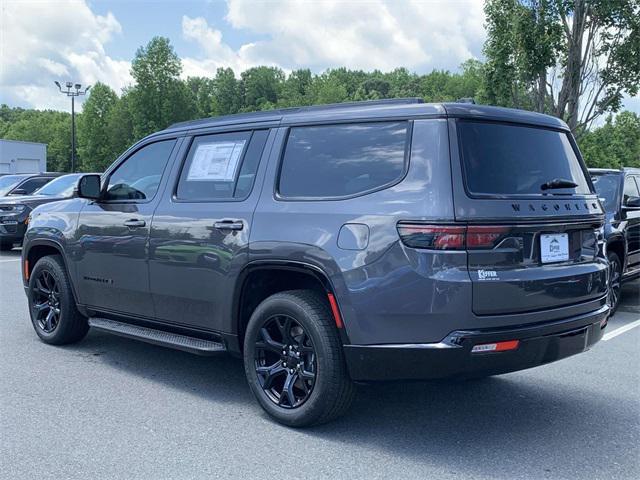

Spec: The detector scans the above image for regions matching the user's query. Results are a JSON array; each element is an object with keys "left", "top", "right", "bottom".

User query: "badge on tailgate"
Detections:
[{"left": 540, "top": 233, "right": 569, "bottom": 263}]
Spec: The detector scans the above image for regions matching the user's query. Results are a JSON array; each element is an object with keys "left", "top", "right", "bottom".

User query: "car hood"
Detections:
[{"left": 0, "top": 194, "right": 68, "bottom": 206}]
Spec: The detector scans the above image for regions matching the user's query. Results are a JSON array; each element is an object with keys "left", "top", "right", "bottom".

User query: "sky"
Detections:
[{"left": 1, "top": 0, "right": 638, "bottom": 115}]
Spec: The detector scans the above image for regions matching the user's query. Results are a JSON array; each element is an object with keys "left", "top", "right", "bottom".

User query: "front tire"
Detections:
[
  {"left": 243, "top": 290, "right": 355, "bottom": 427},
  {"left": 607, "top": 250, "right": 623, "bottom": 315},
  {"left": 0, "top": 241, "right": 13, "bottom": 251},
  {"left": 28, "top": 255, "right": 89, "bottom": 345}
]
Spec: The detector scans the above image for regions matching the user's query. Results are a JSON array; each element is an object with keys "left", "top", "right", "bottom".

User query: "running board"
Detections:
[{"left": 88, "top": 317, "right": 226, "bottom": 355}]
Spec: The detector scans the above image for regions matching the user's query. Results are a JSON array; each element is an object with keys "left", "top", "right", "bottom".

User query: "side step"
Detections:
[{"left": 88, "top": 317, "right": 226, "bottom": 355}]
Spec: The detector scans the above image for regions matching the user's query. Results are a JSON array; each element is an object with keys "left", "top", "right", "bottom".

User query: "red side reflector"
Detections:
[
  {"left": 24, "top": 259, "right": 29, "bottom": 280},
  {"left": 471, "top": 340, "right": 519, "bottom": 353},
  {"left": 327, "top": 293, "right": 344, "bottom": 329}
]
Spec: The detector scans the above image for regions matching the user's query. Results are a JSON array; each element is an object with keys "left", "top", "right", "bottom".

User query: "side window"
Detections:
[
  {"left": 278, "top": 121, "right": 409, "bottom": 199},
  {"left": 176, "top": 130, "right": 268, "bottom": 201},
  {"left": 104, "top": 139, "right": 176, "bottom": 201},
  {"left": 15, "top": 177, "right": 51, "bottom": 194},
  {"left": 623, "top": 176, "right": 640, "bottom": 204}
]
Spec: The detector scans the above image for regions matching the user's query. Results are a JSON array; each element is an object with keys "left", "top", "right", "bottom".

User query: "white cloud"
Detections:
[
  {"left": 181, "top": 0, "right": 486, "bottom": 78},
  {"left": 0, "top": 0, "right": 132, "bottom": 111}
]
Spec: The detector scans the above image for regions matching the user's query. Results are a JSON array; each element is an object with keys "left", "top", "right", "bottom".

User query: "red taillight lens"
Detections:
[
  {"left": 397, "top": 224, "right": 511, "bottom": 250},
  {"left": 397, "top": 224, "right": 466, "bottom": 250},
  {"left": 466, "top": 226, "right": 509, "bottom": 249}
]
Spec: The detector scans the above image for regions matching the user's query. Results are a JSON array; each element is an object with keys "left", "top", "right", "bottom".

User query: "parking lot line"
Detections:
[
  {"left": 603, "top": 318, "right": 640, "bottom": 341},
  {"left": 0, "top": 258, "right": 21, "bottom": 263}
]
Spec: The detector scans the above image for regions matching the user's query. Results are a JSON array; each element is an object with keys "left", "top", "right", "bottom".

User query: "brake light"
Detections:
[
  {"left": 466, "top": 226, "right": 509, "bottom": 249},
  {"left": 396, "top": 224, "right": 466, "bottom": 250},
  {"left": 397, "top": 224, "right": 510, "bottom": 250}
]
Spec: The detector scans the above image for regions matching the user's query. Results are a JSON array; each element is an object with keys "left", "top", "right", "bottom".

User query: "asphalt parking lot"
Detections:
[{"left": 1, "top": 247, "right": 638, "bottom": 480}]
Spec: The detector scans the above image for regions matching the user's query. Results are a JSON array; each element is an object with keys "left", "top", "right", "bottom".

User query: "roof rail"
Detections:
[
  {"left": 455, "top": 97, "right": 476, "bottom": 104},
  {"left": 167, "top": 97, "right": 425, "bottom": 130}
]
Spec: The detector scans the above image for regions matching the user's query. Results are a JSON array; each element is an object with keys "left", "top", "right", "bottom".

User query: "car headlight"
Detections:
[{"left": 0, "top": 204, "right": 27, "bottom": 214}]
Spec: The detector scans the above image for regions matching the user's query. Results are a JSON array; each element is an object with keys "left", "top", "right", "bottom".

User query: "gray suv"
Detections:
[{"left": 21, "top": 99, "right": 609, "bottom": 426}]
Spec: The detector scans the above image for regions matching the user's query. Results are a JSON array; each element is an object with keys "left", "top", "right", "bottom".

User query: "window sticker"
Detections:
[{"left": 187, "top": 140, "right": 246, "bottom": 181}]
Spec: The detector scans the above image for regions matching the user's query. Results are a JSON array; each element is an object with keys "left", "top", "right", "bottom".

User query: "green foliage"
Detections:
[
  {"left": 77, "top": 82, "right": 119, "bottom": 172},
  {"left": 128, "top": 36, "right": 196, "bottom": 139},
  {"left": 578, "top": 111, "right": 640, "bottom": 168},
  {"left": 483, "top": 0, "right": 640, "bottom": 131},
  {"left": 1, "top": 34, "right": 637, "bottom": 172},
  {"left": 1, "top": 106, "right": 71, "bottom": 171}
]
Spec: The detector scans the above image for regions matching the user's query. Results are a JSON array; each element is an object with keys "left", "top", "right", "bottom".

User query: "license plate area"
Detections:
[{"left": 540, "top": 233, "right": 569, "bottom": 263}]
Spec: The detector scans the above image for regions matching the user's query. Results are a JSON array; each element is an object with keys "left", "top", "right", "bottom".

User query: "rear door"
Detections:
[
  {"left": 449, "top": 119, "right": 607, "bottom": 316},
  {"left": 148, "top": 128, "right": 273, "bottom": 332}
]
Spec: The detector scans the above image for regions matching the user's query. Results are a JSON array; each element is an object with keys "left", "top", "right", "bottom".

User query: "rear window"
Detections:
[
  {"left": 458, "top": 121, "right": 590, "bottom": 196},
  {"left": 278, "top": 122, "right": 409, "bottom": 199}
]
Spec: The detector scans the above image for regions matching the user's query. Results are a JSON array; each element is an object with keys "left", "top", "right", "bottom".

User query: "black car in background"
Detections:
[
  {"left": 0, "top": 173, "right": 86, "bottom": 251},
  {"left": 0, "top": 173, "right": 61, "bottom": 197},
  {"left": 590, "top": 168, "right": 640, "bottom": 311}
]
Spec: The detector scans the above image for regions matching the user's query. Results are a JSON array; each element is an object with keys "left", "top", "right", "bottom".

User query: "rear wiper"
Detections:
[{"left": 540, "top": 178, "right": 578, "bottom": 191}]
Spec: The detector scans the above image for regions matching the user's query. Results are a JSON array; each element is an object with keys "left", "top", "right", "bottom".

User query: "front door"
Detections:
[
  {"left": 75, "top": 138, "right": 179, "bottom": 317},
  {"left": 149, "top": 129, "right": 272, "bottom": 331}
]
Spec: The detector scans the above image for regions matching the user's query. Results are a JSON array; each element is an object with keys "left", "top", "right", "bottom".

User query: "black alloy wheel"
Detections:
[
  {"left": 31, "top": 269, "right": 61, "bottom": 333},
  {"left": 607, "top": 251, "right": 622, "bottom": 314},
  {"left": 254, "top": 314, "right": 317, "bottom": 408},
  {"left": 28, "top": 255, "right": 89, "bottom": 345}
]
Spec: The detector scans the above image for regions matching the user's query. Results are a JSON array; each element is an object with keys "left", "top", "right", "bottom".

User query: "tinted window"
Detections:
[
  {"left": 0, "top": 175, "right": 28, "bottom": 196},
  {"left": 591, "top": 174, "right": 620, "bottom": 212},
  {"left": 105, "top": 140, "right": 176, "bottom": 201},
  {"left": 279, "top": 122, "right": 408, "bottom": 199},
  {"left": 14, "top": 177, "right": 52, "bottom": 195},
  {"left": 458, "top": 121, "right": 590, "bottom": 196},
  {"left": 34, "top": 174, "right": 82, "bottom": 197},
  {"left": 177, "top": 130, "right": 268, "bottom": 201},
  {"left": 623, "top": 176, "right": 640, "bottom": 204}
]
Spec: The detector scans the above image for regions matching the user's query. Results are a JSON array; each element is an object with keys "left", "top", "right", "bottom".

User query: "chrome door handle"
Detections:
[
  {"left": 213, "top": 220, "right": 244, "bottom": 231},
  {"left": 124, "top": 219, "right": 146, "bottom": 228}
]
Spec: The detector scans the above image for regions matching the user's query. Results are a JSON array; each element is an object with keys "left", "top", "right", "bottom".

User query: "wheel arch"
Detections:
[
  {"left": 232, "top": 261, "right": 349, "bottom": 354},
  {"left": 24, "top": 239, "right": 79, "bottom": 303}
]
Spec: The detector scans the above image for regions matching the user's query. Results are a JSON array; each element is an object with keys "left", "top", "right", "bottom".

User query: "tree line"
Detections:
[{"left": 1, "top": 0, "right": 638, "bottom": 172}]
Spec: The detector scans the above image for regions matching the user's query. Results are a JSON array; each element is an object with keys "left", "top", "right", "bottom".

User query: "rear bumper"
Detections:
[{"left": 343, "top": 304, "right": 609, "bottom": 381}]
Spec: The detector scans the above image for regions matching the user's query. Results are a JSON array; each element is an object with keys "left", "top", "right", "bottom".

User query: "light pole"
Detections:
[{"left": 54, "top": 81, "right": 91, "bottom": 172}]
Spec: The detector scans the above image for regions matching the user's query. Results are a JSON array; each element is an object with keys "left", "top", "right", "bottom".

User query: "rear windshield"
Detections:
[
  {"left": 591, "top": 173, "right": 620, "bottom": 212},
  {"left": 458, "top": 121, "right": 590, "bottom": 196}
]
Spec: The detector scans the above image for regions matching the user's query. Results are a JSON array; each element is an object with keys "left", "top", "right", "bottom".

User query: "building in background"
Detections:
[{"left": 0, "top": 140, "right": 47, "bottom": 174}]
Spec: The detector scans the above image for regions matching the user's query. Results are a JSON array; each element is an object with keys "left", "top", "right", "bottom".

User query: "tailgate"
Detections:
[{"left": 467, "top": 221, "right": 607, "bottom": 315}]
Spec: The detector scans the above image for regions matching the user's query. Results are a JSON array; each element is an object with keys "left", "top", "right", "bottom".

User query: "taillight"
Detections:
[
  {"left": 397, "top": 223, "right": 510, "bottom": 250},
  {"left": 396, "top": 224, "right": 466, "bottom": 250},
  {"left": 466, "top": 226, "right": 509, "bottom": 249}
]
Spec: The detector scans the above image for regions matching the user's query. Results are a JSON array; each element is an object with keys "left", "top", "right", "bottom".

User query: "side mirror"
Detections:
[
  {"left": 9, "top": 188, "right": 27, "bottom": 195},
  {"left": 623, "top": 196, "right": 640, "bottom": 209},
  {"left": 77, "top": 174, "right": 102, "bottom": 200}
]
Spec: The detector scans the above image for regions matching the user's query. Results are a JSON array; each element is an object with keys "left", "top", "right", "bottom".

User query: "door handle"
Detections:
[
  {"left": 213, "top": 220, "right": 244, "bottom": 231},
  {"left": 124, "top": 219, "right": 146, "bottom": 228}
]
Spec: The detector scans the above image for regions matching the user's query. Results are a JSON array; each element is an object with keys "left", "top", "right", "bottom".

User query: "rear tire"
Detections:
[
  {"left": 28, "top": 255, "right": 89, "bottom": 345},
  {"left": 243, "top": 290, "right": 355, "bottom": 427},
  {"left": 607, "top": 250, "right": 622, "bottom": 315}
]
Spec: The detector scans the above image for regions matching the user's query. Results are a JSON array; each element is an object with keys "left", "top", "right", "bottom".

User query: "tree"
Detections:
[
  {"left": 211, "top": 67, "right": 241, "bottom": 116},
  {"left": 129, "top": 36, "right": 196, "bottom": 138},
  {"left": 105, "top": 90, "right": 135, "bottom": 162},
  {"left": 240, "top": 66, "right": 285, "bottom": 111},
  {"left": 1, "top": 107, "right": 71, "bottom": 172},
  {"left": 578, "top": 111, "right": 640, "bottom": 168},
  {"left": 77, "top": 83, "right": 119, "bottom": 172},
  {"left": 483, "top": 0, "right": 640, "bottom": 133}
]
